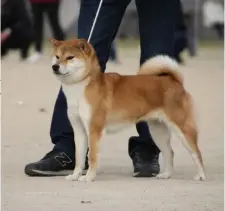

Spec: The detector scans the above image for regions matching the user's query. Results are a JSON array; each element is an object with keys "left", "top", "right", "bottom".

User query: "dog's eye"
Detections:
[
  {"left": 67, "top": 56, "right": 74, "bottom": 60},
  {"left": 56, "top": 55, "right": 59, "bottom": 59}
]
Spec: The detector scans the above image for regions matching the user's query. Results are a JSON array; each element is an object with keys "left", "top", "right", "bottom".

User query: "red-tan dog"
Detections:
[{"left": 49, "top": 38, "right": 206, "bottom": 182}]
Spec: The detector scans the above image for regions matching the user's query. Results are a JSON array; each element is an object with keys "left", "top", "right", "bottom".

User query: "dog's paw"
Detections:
[
  {"left": 194, "top": 173, "right": 206, "bottom": 181},
  {"left": 156, "top": 172, "right": 172, "bottom": 179},
  {"left": 78, "top": 171, "right": 96, "bottom": 183},
  {"left": 78, "top": 175, "right": 94, "bottom": 183},
  {"left": 65, "top": 174, "right": 80, "bottom": 181},
  {"left": 78, "top": 175, "right": 89, "bottom": 182}
]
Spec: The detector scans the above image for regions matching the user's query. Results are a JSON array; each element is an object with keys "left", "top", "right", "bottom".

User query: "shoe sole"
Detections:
[
  {"left": 25, "top": 169, "right": 87, "bottom": 177},
  {"left": 133, "top": 171, "right": 158, "bottom": 178}
]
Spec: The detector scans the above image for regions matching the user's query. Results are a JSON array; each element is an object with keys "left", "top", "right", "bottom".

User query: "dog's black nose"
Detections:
[{"left": 52, "top": 64, "right": 60, "bottom": 73}]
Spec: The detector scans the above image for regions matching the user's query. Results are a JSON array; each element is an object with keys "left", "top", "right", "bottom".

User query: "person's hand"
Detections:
[{"left": 1, "top": 28, "right": 11, "bottom": 43}]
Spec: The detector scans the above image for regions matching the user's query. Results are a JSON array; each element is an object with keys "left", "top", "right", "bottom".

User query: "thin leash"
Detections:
[{"left": 87, "top": 0, "right": 104, "bottom": 43}]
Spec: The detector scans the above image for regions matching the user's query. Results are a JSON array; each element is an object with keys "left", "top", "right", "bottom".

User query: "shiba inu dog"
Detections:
[{"left": 49, "top": 38, "right": 206, "bottom": 182}]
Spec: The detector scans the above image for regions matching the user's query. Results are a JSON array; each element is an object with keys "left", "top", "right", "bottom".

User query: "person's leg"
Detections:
[
  {"left": 53, "top": 0, "right": 132, "bottom": 148},
  {"left": 1, "top": 35, "right": 16, "bottom": 58},
  {"left": 109, "top": 39, "right": 120, "bottom": 63},
  {"left": 28, "top": 3, "right": 44, "bottom": 62},
  {"left": 173, "top": 31, "right": 187, "bottom": 64},
  {"left": 218, "top": 24, "right": 224, "bottom": 38},
  {"left": 25, "top": 0, "right": 131, "bottom": 177},
  {"left": 45, "top": 1, "right": 65, "bottom": 40},
  {"left": 20, "top": 31, "right": 34, "bottom": 61},
  {"left": 20, "top": 43, "right": 30, "bottom": 60},
  {"left": 24, "top": 87, "right": 77, "bottom": 176},
  {"left": 50, "top": 87, "right": 75, "bottom": 153},
  {"left": 109, "top": 40, "right": 117, "bottom": 61},
  {"left": 31, "top": 3, "right": 44, "bottom": 53},
  {"left": 213, "top": 23, "right": 224, "bottom": 39},
  {"left": 1, "top": 44, "right": 9, "bottom": 58},
  {"left": 78, "top": 0, "right": 131, "bottom": 71},
  {"left": 129, "top": 0, "right": 180, "bottom": 177}
]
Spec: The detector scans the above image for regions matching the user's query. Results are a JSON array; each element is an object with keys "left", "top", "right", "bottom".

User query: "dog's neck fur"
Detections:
[{"left": 86, "top": 55, "right": 102, "bottom": 80}]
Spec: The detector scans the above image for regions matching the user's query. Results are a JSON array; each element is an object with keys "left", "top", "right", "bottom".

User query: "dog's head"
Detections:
[{"left": 49, "top": 38, "right": 95, "bottom": 84}]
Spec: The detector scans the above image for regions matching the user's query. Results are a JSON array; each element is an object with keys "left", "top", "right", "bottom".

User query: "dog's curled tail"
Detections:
[{"left": 138, "top": 55, "right": 183, "bottom": 85}]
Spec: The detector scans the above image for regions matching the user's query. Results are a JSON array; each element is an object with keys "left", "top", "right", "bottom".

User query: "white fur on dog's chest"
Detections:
[{"left": 62, "top": 83, "right": 91, "bottom": 119}]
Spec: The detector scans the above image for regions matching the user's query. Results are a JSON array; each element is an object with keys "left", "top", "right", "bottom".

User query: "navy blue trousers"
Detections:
[{"left": 50, "top": 0, "right": 179, "bottom": 156}]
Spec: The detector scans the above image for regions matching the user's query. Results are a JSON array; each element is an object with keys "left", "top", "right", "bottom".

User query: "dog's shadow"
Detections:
[
  {"left": 95, "top": 165, "right": 211, "bottom": 182},
  {"left": 96, "top": 165, "right": 134, "bottom": 181}
]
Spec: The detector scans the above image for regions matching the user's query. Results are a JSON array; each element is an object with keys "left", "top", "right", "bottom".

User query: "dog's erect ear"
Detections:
[
  {"left": 49, "top": 38, "right": 61, "bottom": 47},
  {"left": 76, "top": 39, "right": 91, "bottom": 55}
]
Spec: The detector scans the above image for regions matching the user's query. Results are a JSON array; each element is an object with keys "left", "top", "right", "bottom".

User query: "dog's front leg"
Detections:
[
  {"left": 65, "top": 110, "right": 88, "bottom": 181},
  {"left": 78, "top": 112, "right": 106, "bottom": 183},
  {"left": 78, "top": 127, "right": 105, "bottom": 183}
]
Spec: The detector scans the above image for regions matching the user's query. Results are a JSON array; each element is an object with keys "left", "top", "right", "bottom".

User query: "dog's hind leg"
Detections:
[
  {"left": 147, "top": 120, "right": 174, "bottom": 179},
  {"left": 167, "top": 94, "right": 206, "bottom": 181},
  {"left": 175, "top": 122, "right": 206, "bottom": 181},
  {"left": 165, "top": 106, "right": 206, "bottom": 181}
]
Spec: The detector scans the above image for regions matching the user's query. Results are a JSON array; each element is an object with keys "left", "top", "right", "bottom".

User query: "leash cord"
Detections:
[{"left": 87, "top": 0, "right": 104, "bottom": 43}]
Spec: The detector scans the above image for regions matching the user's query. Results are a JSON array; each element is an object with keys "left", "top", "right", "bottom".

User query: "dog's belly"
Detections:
[{"left": 105, "top": 122, "right": 132, "bottom": 133}]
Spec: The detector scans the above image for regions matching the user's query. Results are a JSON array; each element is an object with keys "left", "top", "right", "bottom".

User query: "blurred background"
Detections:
[{"left": 1, "top": 0, "right": 224, "bottom": 63}]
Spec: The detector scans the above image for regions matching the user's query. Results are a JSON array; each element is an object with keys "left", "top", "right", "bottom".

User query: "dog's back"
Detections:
[{"left": 98, "top": 56, "right": 186, "bottom": 122}]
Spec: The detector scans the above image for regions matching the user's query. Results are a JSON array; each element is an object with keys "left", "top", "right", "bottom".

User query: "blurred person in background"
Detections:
[
  {"left": 1, "top": 0, "right": 33, "bottom": 60},
  {"left": 25, "top": 0, "right": 180, "bottom": 178},
  {"left": 173, "top": 2, "right": 188, "bottom": 64},
  {"left": 109, "top": 40, "right": 118, "bottom": 63},
  {"left": 203, "top": 0, "right": 224, "bottom": 39},
  {"left": 28, "top": 0, "right": 65, "bottom": 63},
  {"left": 109, "top": 40, "right": 120, "bottom": 64}
]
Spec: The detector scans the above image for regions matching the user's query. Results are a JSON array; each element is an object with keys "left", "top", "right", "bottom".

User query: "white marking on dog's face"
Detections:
[
  {"left": 66, "top": 58, "right": 86, "bottom": 79},
  {"left": 51, "top": 56, "right": 86, "bottom": 84},
  {"left": 51, "top": 56, "right": 58, "bottom": 66}
]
